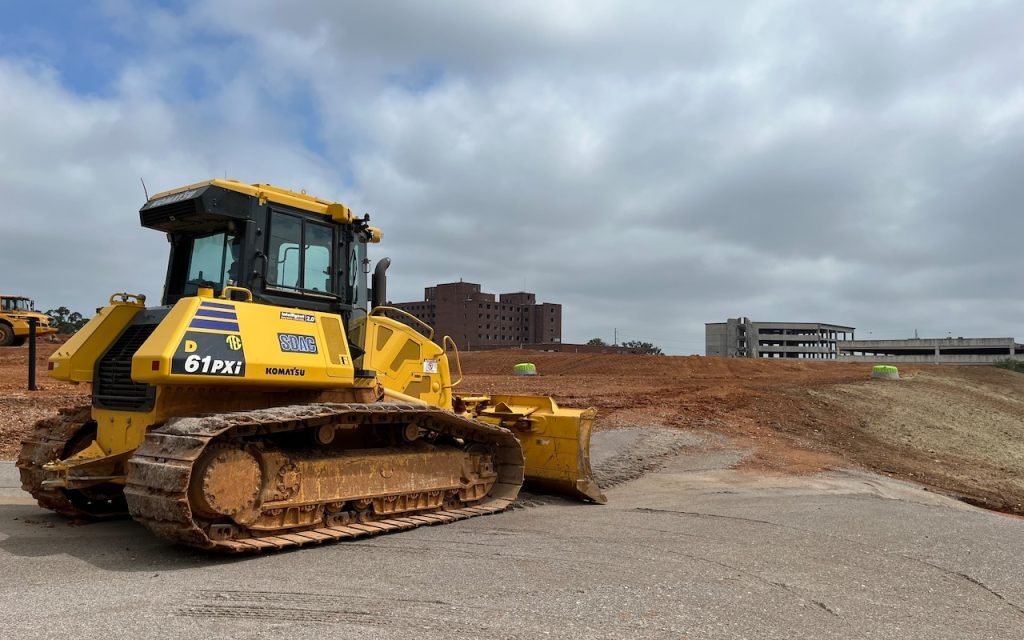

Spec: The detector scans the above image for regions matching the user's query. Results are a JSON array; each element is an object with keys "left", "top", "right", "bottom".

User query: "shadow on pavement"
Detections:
[{"left": 0, "top": 503, "right": 256, "bottom": 571}]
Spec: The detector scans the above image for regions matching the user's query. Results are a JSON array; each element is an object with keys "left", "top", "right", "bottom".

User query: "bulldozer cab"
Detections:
[{"left": 139, "top": 180, "right": 378, "bottom": 320}]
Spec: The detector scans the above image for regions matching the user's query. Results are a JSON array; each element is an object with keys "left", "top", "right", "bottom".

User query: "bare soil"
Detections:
[
  {"left": 456, "top": 350, "right": 1024, "bottom": 515},
  {"left": 0, "top": 341, "right": 89, "bottom": 460},
  {"left": 802, "top": 369, "right": 1024, "bottom": 514},
  {"left": 2, "top": 343, "right": 1022, "bottom": 516}
]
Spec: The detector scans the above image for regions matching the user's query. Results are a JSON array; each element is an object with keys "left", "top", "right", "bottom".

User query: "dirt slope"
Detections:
[
  {"left": 2, "top": 344, "right": 1022, "bottom": 515},
  {"left": 800, "top": 369, "right": 1024, "bottom": 513},
  {"left": 458, "top": 350, "right": 1024, "bottom": 515}
]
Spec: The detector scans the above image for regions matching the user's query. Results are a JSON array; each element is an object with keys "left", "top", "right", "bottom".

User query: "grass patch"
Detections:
[{"left": 993, "top": 358, "right": 1024, "bottom": 374}]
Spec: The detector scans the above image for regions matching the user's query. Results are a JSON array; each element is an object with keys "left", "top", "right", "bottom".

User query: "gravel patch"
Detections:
[{"left": 514, "top": 426, "right": 705, "bottom": 508}]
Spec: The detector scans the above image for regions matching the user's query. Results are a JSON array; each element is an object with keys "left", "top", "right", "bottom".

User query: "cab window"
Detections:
[
  {"left": 267, "top": 211, "right": 334, "bottom": 294},
  {"left": 183, "top": 231, "right": 240, "bottom": 296},
  {"left": 4, "top": 299, "right": 33, "bottom": 311}
]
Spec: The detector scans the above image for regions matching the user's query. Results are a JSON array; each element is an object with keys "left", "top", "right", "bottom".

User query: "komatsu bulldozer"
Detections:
[{"left": 17, "top": 179, "right": 604, "bottom": 552}]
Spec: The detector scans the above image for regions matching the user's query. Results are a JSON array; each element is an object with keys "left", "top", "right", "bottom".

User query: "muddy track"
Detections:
[
  {"left": 15, "top": 405, "right": 102, "bottom": 518},
  {"left": 125, "top": 402, "right": 525, "bottom": 553}
]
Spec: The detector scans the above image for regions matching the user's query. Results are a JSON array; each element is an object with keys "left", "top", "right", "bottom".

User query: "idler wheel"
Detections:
[{"left": 189, "top": 444, "right": 262, "bottom": 525}]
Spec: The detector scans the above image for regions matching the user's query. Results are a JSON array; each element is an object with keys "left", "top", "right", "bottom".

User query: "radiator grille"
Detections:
[{"left": 93, "top": 323, "right": 157, "bottom": 411}]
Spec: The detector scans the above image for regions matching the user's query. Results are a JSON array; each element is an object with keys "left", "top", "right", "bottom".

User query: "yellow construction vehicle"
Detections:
[
  {"left": 0, "top": 295, "right": 57, "bottom": 346},
  {"left": 17, "top": 179, "right": 604, "bottom": 552}
]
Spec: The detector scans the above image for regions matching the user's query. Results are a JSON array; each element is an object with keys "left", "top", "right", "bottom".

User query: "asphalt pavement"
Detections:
[{"left": 2, "top": 429, "right": 1022, "bottom": 639}]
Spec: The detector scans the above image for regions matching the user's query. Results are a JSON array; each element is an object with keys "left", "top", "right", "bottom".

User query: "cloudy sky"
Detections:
[{"left": 2, "top": 1, "right": 1022, "bottom": 354}]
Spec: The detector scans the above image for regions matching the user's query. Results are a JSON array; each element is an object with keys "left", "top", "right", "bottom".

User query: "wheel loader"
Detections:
[{"left": 17, "top": 179, "right": 605, "bottom": 552}]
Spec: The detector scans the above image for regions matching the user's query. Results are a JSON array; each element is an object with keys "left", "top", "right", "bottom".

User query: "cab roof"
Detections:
[{"left": 147, "top": 179, "right": 356, "bottom": 223}]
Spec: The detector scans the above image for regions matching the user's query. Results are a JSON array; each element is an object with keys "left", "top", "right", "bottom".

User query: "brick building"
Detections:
[{"left": 389, "top": 281, "right": 561, "bottom": 350}]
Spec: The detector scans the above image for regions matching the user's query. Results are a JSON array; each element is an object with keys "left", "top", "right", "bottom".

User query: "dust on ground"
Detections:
[{"left": 2, "top": 342, "right": 1023, "bottom": 516}]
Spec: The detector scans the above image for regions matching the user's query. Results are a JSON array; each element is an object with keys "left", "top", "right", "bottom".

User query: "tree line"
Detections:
[
  {"left": 45, "top": 307, "right": 90, "bottom": 334},
  {"left": 586, "top": 337, "right": 663, "bottom": 354}
]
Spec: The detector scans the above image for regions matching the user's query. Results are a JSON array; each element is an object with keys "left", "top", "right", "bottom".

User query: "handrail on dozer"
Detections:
[
  {"left": 443, "top": 335, "right": 463, "bottom": 389},
  {"left": 370, "top": 306, "right": 435, "bottom": 340}
]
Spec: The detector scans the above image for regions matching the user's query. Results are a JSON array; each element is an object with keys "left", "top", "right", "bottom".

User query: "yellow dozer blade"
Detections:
[{"left": 465, "top": 394, "right": 607, "bottom": 503}]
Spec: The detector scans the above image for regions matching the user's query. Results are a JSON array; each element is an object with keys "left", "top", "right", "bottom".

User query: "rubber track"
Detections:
[
  {"left": 15, "top": 405, "right": 107, "bottom": 518},
  {"left": 124, "top": 402, "right": 525, "bottom": 553}
]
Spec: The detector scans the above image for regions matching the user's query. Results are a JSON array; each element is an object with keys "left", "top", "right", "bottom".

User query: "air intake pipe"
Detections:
[{"left": 371, "top": 257, "right": 391, "bottom": 310}]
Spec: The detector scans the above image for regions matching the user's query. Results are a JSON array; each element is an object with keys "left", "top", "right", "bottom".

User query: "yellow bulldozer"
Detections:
[{"left": 17, "top": 179, "right": 604, "bottom": 552}]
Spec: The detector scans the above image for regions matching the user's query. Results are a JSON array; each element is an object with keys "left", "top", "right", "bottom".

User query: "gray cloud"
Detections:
[{"left": 1, "top": 1, "right": 1022, "bottom": 353}]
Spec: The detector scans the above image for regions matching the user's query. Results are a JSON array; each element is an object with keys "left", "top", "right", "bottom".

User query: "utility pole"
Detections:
[{"left": 614, "top": 328, "right": 617, "bottom": 346}]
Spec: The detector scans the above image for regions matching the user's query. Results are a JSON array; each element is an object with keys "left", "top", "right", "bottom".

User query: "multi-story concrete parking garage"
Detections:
[
  {"left": 837, "top": 337, "right": 1024, "bottom": 365},
  {"left": 706, "top": 318, "right": 855, "bottom": 359}
]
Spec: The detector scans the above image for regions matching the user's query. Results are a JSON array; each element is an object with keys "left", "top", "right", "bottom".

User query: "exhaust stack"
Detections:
[{"left": 371, "top": 257, "right": 391, "bottom": 310}]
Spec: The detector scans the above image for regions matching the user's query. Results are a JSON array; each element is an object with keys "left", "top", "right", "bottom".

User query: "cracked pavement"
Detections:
[{"left": 1, "top": 428, "right": 1022, "bottom": 639}]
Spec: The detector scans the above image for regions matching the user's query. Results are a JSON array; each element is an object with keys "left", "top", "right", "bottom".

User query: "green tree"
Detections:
[
  {"left": 45, "top": 307, "right": 90, "bottom": 334},
  {"left": 621, "top": 340, "right": 663, "bottom": 355},
  {"left": 586, "top": 337, "right": 607, "bottom": 346}
]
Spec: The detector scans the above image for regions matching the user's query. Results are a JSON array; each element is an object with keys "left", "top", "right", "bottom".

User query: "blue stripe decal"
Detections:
[
  {"left": 189, "top": 319, "right": 240, "bottom": 332},
  {"left": 194, "top": 309, "right": 238, "bottom": 320},
  {"left": 199, "top": 301, "right": 235, "bottom": 310}
]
